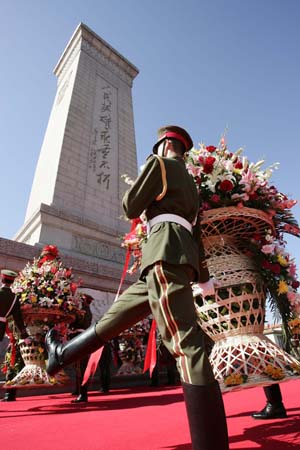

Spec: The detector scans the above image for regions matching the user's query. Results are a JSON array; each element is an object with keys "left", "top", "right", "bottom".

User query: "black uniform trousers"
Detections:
[{"left": 95, "top": 261, "right": 215, "bottom": 386}]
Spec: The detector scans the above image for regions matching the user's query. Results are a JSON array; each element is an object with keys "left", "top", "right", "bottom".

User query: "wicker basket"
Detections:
[
  {"left": 194, "top": 207, "right": 300, "bottom": 392},
  {"left": 21, "top": 306, "right": 76, "bottom": 326},
  {"left": 5, "top": 307, "right": 75, "bottom": 389}
]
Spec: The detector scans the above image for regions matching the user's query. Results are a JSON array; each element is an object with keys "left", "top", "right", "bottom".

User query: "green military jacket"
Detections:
[
  {"left": 0, "top": 286, "right": 27, "bottom": 341},
  {"left": 122, "top": 155, "right": 209, "bottom": 282}
]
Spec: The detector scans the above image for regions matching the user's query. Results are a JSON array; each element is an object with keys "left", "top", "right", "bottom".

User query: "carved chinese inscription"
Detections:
[{"left": 88, "top": 76, "right": 117, "bottom": 192}]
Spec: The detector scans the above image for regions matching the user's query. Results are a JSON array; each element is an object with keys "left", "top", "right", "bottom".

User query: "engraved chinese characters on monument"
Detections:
[{"left": 88, "top": 78, "right": 117, "bottom": 192}]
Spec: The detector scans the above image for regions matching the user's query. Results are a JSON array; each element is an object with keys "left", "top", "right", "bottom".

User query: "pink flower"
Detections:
[
  {"left": 288, "top": 263, "right": 297, "bottom": 277},
  {"left": 186, "top": 163, "right": 202, "bottom": 177},
  {"left": 261, "top": 244, "right": 275, "bottom": 254},
  {"left": 287, "top": 291, "right": 297, "bottom": 302}
]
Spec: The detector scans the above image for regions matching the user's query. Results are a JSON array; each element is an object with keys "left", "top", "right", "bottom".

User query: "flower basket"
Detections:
[
  {"left": 117, "top": 331, "right": 145, "bottom": 376},
  {"left": 5, "top": 306, "right": 76, "bottom": 389},
  {"left": 4, "top": 245, "right": 86, "bottom": 389},
  {"left": 121, "top": 140, "right": 300, "bottom": 391},
  {"left": 116, "top": 320, "right": 150, "bottom": 376},
  {"left": 194, "top": 207, "right": 300, "bottom": 392}
]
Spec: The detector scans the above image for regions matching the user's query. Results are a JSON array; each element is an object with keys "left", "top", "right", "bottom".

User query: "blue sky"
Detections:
[{"left": 1, "top": 0, "right": 300, "bottom": 278}]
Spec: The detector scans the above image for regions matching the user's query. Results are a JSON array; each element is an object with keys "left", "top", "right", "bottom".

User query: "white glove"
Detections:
[{"left": 198, "top": 279, "right": 215, "bottom": 297}]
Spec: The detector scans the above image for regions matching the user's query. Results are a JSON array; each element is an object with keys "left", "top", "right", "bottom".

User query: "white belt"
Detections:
[
  {"left": 0, "top": 317, "right": 7, "bottom": 323},
  {"left": 148, "top": 213, "right": 193, "bottom": 234}
]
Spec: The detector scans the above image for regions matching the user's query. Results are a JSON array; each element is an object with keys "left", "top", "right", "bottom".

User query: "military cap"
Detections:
[
  {"left": 153, "top": 125, "right": 193, "bottom": 154},
  {"left": 1, "top": 269, "right": 18, "bottom": 281}
]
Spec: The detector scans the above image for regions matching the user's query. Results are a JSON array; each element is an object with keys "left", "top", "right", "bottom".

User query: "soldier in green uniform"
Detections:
[
  {"left": 0, "top": 269, "right": 28, "bottom": 401},
  {"left": 45, "top": 126, "right": 229, "bottom": 450},
  {"left": 0, "top": 270, "right": 28, "bottom": 342}
]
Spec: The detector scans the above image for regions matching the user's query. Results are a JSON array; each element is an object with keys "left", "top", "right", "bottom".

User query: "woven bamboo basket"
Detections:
[
  {"left": 194, "top": 207, "right": 300, "bottom": 392},
  {"left": 5, "top": 306, "right": 75, "bottom": 389},
  {"left": 117, "top": 332, "right": 144, "bottom": 376}
]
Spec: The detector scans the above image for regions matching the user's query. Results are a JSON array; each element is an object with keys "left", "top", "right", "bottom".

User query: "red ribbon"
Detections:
[
  {"left": 82, "top": 347, "right": 104, "bottom": 386},
  {"left": 82, "top": 219, "right": 138, "bottom": 385},
  {"left": 5, "top": 324, "right": 17, "bottom": 367},
  {"left": 143, "top": 320, "right": 157, "bottom": 377}
]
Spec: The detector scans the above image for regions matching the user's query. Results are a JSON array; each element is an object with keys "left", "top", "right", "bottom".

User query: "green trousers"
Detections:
[{"left": 95, "top": 261, "right": 215, "bottom": 385}]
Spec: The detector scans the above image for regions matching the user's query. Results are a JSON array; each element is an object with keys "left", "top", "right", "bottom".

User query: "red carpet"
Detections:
[{"left": 1, "top": 379, "right": 300, "bottom": 450}]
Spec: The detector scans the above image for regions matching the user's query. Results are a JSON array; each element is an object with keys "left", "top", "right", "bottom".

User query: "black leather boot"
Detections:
[
  {"left": 1, "top": 389, "right": 17, "bottom": 401},
  {"left": 182, "top": 381, "right": 229, "bottom": 450},
  {"left": 45, "top": 325, "right": 103, "bottom": 376},
  {"left": 252, "top": 384, "right": 287, "bottom": 419},
  {"left": 72, "top": 393, "right": 88, "bottom": 403},
  {"left": 72, "top": 384, "right": 88, "bottom": 403}
]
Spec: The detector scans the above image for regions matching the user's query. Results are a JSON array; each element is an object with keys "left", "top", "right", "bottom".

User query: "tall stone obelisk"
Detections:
[{"left": 15, "top": 23, "right": 139, "bottom": 272}]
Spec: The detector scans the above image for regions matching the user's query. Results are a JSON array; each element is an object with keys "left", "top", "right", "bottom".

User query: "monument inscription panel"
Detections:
[
  {"left": 88, "top": 76, "right": 117, "bottom": 192},
  {"left": 72, "top": 235, "right": 125, "bottom": 264}
]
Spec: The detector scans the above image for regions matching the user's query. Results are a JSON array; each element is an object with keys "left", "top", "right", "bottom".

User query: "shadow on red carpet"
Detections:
[{"left": 1, "top": 379, "right": 300, "bottom": 450}]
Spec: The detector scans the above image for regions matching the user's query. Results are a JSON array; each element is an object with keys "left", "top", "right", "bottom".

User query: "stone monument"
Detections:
[
  {"left": 0, "top": 23, "right": 140, "bottom": 378},
  {"left": 15, "top": 23, "right": 139, "bottom": 261},
  {"left": 12, "top": 23, "right": 139, "bottom": 319}
]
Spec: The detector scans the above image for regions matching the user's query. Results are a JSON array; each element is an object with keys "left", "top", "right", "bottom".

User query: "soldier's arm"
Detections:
[{"left": 122, "top": 156, "right": 163, "bottom": 219}]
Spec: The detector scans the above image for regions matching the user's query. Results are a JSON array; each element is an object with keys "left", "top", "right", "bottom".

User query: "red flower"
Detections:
[
  {"left": 252, "top": 233, "right": 262, "bottom": 241},
  {"left": 249, "top": 192, "right": 259, "bottom": 200},
  {"left": 41, "top": 245, "right": 59, "bottom": 257},
  {"left": 64, "top": 269, "right": 72, "bottom": 278},
  {"left": 262, "top": 260, "right": 272, "bottom": 270},
  {"left": 292, "top": 280, "right": 300, "bottom": 289},
  {"left": 205, "top": 156, "right": 216, "bottom": 165},
  {"left": 219, "top": 180, "right": 234, "bottom": 192},
  {"left": 203, "top": 156, "right": 216, "bottom": 174},
  {"left": 211, "top": 194, "right": 221, "bottom": 203},
  {"left": 234, "top": 161, "right": 243, "bottom": 169},
  {"left": 206, "top": 145, "right": 216, "bottom": 153},
  {"left": 38, "top": 254, "right": 56, "bottom": 267},
  {"left": 70, "top": 282, "right": 78, "bottom": 294},
  {"left": 270, "top": 264, "right": 281, "bottom": 275}
]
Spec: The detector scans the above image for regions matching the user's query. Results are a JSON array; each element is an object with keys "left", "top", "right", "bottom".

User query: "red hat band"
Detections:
[
  {"left": 1, "top": 274, "right": 15, "bottom": 281},
  {"left": 159, "top": 131, "right": 190, "bottom": 151}
]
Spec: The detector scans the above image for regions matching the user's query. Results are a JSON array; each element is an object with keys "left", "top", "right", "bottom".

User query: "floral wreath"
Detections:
[{"left": 122, "top": 138, "right": 300, "bottom": 344}]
